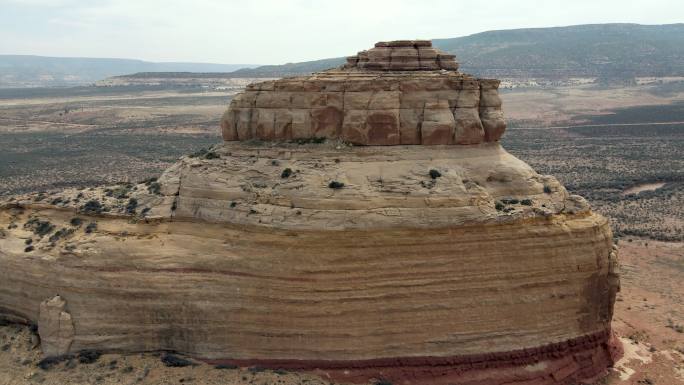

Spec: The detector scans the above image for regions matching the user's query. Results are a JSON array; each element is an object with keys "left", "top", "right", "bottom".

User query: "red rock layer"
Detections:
[{"left": 205, "top": 329, "right": 623, "bottom": 385}]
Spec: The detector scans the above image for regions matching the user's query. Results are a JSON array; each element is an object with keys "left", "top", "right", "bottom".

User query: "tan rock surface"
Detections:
[
  {"left": 220, "top": 41, "right": 506, "bottom": 145},
  {"left": 0, "top": 41, "right": 621, "bottom": 385},
  {"left": 38, "top": 295, "right": 74, "bottom": 357}
]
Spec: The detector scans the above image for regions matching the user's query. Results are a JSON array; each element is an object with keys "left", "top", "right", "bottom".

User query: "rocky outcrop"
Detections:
[
  {"left": 38, "top": 295, "right": 74, "bottom": 357},
  {"left": 220, "top": 41, "right": 505, "bottom": 145},
  {"left": 0, "top": 40, "right": 620, "bottom": 385}
]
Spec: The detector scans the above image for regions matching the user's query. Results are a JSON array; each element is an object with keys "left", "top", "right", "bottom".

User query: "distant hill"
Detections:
[
  {"left": 231, "top": 23, "right": 684, "bottom": 80},
  {"left": 0, "top": 56, "right": 259, "bottom": 88}
]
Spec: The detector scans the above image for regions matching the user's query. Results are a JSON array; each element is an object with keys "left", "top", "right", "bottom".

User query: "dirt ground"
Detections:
[{"left": 0, "top": 239, "right": 681, "bottom": 385}]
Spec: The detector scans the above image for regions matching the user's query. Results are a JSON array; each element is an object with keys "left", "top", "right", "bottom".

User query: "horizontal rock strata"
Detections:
[
  {"left": 0, "top": 143, "right": 620, "bottom": 384},
  {"left": 0, "top": 40, "right": 620, "bottom": 385},
  {"left": 220, "top": 41, "right": 505, "bottom": 145}
]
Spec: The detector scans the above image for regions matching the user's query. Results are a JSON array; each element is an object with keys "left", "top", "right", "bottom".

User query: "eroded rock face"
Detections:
[
  {"left": 220, "top": 41, "right": 505, "bottom": 145},
  {"left": 0, "top": 41, "right": 620, "bottom": 385},
  {"left": 38, "top": 295, "right": 74, "bottom": 357}
]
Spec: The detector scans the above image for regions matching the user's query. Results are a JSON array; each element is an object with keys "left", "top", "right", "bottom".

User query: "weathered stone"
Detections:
[
  {"left": 421, "top": 101, "right": 455, "bottom": 145},
  {"left": 480, "top": 107, "right": 507, "bottom": 142},
  {"left": 0, "top": 39, "right": 619, "bottom": 385},
  {"left": 453, "top": 108, "right": 485, "bottom": 144},
  {"left": 38, "top": 295, "right": 74, "bottom": 357},
  {"left": 219, "top": 41, "right": 506, "bottom": 145}
]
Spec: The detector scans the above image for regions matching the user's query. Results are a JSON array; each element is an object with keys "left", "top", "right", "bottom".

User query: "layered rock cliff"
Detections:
[
  {"left": 0, "top": 41, "right": 621, "bottom": 385},
  {"left": 221, "top": 41, "right": 505, "bottom": 145}
]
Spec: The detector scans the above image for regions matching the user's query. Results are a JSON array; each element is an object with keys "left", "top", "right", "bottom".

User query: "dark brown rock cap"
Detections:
[{"left": 346, "top": 40, "right": 459, "bottom": 71}]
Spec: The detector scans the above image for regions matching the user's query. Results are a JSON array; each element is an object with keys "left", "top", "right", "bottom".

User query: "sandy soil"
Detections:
[
  {"left": 607, "top": 239, "right": 684, "bottom": 385},
  {"left": 502, "top": 84, "right": 684, "bottom": 127},
  {"left": 0, "top": 239, "right": 681, "bottom": 385},
  {"left": 622, "top": 183, "right": 667, "bottom": 196}
]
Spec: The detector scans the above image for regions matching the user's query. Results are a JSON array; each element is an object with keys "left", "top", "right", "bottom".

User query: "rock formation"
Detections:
[
  {"left": 38, "top": 295, "right": 74, "bottom": 356},
  {"left": 0, "top": 41, "right": 621, "bottom": 385},
  {"left": 220, "top": 40, "right": 505, "bottom": 145}
]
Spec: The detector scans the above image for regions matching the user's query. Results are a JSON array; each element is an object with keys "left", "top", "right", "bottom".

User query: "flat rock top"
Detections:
[{"left": 345, "top": 40, "right": 459, "bottom": 72}]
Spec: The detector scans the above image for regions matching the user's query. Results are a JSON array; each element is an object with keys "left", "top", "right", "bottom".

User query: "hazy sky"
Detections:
[{"left": 1, "top": 0, "right": 682, "bottom": 64}]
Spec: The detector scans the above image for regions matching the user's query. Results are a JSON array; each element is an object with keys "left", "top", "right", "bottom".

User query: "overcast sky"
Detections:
[{"left": 0, "top": 0, "right": 682, "bottom": 64}]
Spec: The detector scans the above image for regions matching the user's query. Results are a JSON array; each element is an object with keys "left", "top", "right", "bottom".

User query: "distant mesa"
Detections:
[{"left": 221, "top": 40, "right": 505, "bottom": 145}]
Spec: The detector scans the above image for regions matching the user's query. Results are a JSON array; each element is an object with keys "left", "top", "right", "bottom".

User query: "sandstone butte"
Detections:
[{"left": 0, "top": 41, "right": 622, "bottom": 385}]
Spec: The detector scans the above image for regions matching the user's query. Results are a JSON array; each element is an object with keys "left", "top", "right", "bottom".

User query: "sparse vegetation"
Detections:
[
  {"left": 125, "top": 198, "right": 138, "bottom": 214},
  {"left": 24, "top": 218, "right": 55, "bottom": 237},
  {"left": 281, "top": 168, "right": 293, "bottom": 178},
  {"left": 48, "top": 228, "right": 74, "bottom": 243},
  {"left": 84, "top": 222, "right": 97, "bottom": 234},
  {"left": 161, "top": 353, "right": 195, "bottom": 368},
  {"left": 147, "top": 182, "right": 162, "bottom": 195},
  {"left": 80, "top": 200, "right": 103, "bottom": 215},
  {"left": 291, "top": 137, "right": 326, "bottom": 144},
  {"left": 328, "top": 181, "right": 345, "bottom": 189},
  {"left": 77, "top": 350, "right": 101, "bottom": 364},
  {"left": 429, "top": 169, "right": 442, "bottom": 179}
]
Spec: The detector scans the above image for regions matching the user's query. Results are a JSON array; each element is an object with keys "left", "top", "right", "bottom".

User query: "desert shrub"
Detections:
[
  {"left": 543, "top": 185, "right": 552, "bottom": 194},
  {"left": 429, "top": 169, "right": 442, "bottom": 179},
  {"left": 375, "top": 379, "right": 393, "bottom": 385},
  {"left": 24, "top": 246, "right": 34, "bottom": 252},
  {"left": 521, "top": 199, "right": 533, "bottom": 206},
  {"left": 111, "top": 186, "right": 130, "bottom": 199},
  {"left": 281, "top": 168, "right": 293, "bottom": 178},
  {"left": 161, "top": 353, "right": 194, "bottom": 367},
  {"left": 147, "top": 182, "right": 162, "bottom": 195},
  {"left": 70, "top": 217, "right": 83, "bottom": 226},
  {"left": 37, "top": 355, "right": 70, "bottom": 370},
  {"left": 204, "top": 151, "right": 220, "bottom": 159},
  {"left": 80, "top": 200, "right": 103, "bottom": 214},
  {"left": 25, "top": 238, "right": 32, "bottom": 245},
  {"left": 495, "top": 202, "right": 505, "bottom": 211},
  {"left": 24, "top": 218, "right": 55, "bottom": 236},
  {"left": 125, "top": 198, "right": 138, "bottom": 214},
  {"left": 84, "top": 222, "right": 97, "bottom": 234},
  {"left": 49, "top": 228, "right": 74, "bottom": 243},
  {"left": 292, "top": 137, "right": 325, "bottom": 144},
  {"left": 328, "top": 181, "right": 345, "bottom": 189},
  {"left": 189, "top": 148, "right": 208, "bottom": 158},
  {"left": 78, "top": 350, "right": 101, "bottom": 364},
  {"left": 215, "top": 364, "right": 238, "bottom": 370}
]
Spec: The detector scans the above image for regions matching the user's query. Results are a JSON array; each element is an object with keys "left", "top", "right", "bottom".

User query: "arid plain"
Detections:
[{"left": 0, "top": 78, "right": 682, "bottom": 384}]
